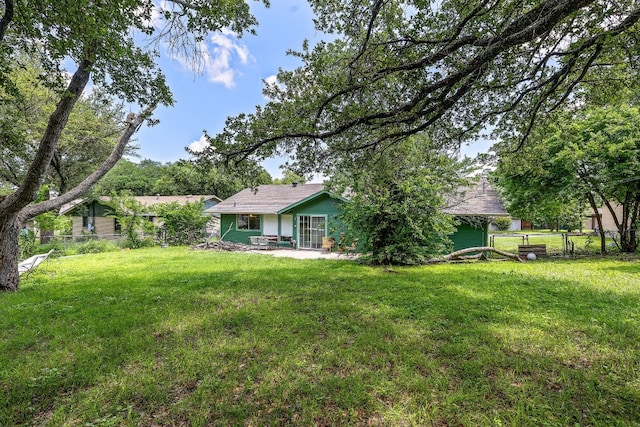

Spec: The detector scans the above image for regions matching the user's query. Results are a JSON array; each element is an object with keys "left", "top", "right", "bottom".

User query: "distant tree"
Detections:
[
  {"left": 495, "top": 105, "right": 640, "bottom": 253},
  {"left": 155, "top": 157, "right": 272, "bottom": 199},
  {"left": 331, "top": 135, "right": 474, "bottom": 265},
  {"left": 272, "top": 170, "right": 307, "bottom": 185},
  {"left": 95, "top": 159, "right": 165, "bottom": 196}
]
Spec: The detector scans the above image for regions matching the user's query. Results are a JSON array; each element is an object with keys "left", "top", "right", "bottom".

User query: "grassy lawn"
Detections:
[
  {"left": 490, "top": 230, "right": 608, "bottom": 255},
  {"left": 1, "top": 248, "right": 639, "bottom": 426}
]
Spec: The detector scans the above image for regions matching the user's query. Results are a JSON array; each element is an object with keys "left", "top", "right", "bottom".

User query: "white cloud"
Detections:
[
  {"left": 201, "top": 30, "right": 251, "bottom": 87},
  {"left": 264, "top": 74, "right": 278, "bottom": 86},
  {"left": 188, "top": 134, "right": 209, "bottom": 153}
]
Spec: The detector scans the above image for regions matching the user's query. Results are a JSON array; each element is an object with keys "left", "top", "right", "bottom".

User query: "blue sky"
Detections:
[{"left": 132, "top": 1, "right": 491, "bottom": 179}]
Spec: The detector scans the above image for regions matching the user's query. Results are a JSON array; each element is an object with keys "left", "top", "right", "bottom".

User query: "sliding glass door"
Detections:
[{"left": 298, "top": 215, "right": 326, "bottom": 249}]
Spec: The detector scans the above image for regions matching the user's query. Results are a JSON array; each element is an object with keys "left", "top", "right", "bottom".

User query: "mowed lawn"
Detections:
[{"left": 1, "top": 248, "right": 639, "bottom": 426}]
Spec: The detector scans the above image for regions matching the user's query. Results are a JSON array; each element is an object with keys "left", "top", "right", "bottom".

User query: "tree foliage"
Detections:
[
  {"left": 491, "top": 121, "right": 588, "bottom": 231},
  {"left": 272, "top": 170, "right": 307, "bottom": 185},
  {"left": 331, "top": 136, "right": 474, "bottom": 265},
  {"left": 95, "top": 159, "right": 166, "bottom": 196},
  {"left": 0, "top": 55, "right": 126, "bottom": 193},
  {"left": 105, "top": 192, "right": 153, "bottom": 249},
  {"left": 154, "top": 200, "right": 211, "bottom": 246},
  {"left": 152, "top": 158, "right": 272, "bottom": 199},
  {"left": 95, "top": 158, "right": 272, "bottom": 199},
  {"left": 206, "top": 0, "right": 640, "bottom": 176},
  {"left": 494, "top": 105, "right": 640, "bottom": 253}
]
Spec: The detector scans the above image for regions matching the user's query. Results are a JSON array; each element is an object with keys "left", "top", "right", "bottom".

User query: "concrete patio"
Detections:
[{"left": 249, "top": 249, "right": 358, "bottom": 260}]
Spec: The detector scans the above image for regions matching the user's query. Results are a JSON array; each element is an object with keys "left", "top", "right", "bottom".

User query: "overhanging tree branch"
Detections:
[
  {"left": 22, "top": 106, "right": 155, "bottom": 219},
  {"left": 0, "top": 58, "right": 92, "bottom": 213}
]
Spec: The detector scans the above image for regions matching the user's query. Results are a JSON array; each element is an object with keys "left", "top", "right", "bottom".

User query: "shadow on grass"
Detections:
[{"left": 1, "top": 250, "right": 639, "bottom": 425}]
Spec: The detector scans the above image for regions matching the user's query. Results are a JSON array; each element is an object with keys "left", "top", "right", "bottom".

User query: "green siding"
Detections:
[
  {"left": 220, "top": 214, "right": 263, "bottom": 244},
  {"left": 450, "top": 222, "right": 488, "bottom": 251},
  {"left": 219, "top": 193, "right": 346, "bottom": 246},
  {"left": 284, "top": 194, "right": 345, "bottom": 242},
  {"left": 71, "top": 201, "right": 113, "bottom": 217},
  {"left": 220, "top": 194, "right": 491, "bottom": 252}
]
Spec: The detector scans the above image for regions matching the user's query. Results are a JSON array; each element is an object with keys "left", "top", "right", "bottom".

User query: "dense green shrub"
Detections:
[
  {"left": 492, "top": 217, "right": 513, "bottom": 231},
  {"left": 154, "top": 201, "right": 209, "bottom": 246}
]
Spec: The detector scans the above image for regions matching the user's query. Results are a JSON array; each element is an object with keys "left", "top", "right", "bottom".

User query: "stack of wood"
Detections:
[{"left": 191, "top": 240, "right": 252, "bottom": 251}]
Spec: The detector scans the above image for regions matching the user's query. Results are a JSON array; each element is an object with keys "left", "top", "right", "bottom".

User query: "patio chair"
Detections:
[
  {"left": 344, "top": 239, "right": 359, "bottom": 255},
  {"left": 321, "top": 237, "right": 334, "bottom": 253},
  {"left": 18, "top": 249, "right": 54, "bottom": 277},
  {"left": 249, "top": 236, "right": 270, "bottom": 250},
  {"left": 338, "top": 237, "right": 358, "bottom": 256}
]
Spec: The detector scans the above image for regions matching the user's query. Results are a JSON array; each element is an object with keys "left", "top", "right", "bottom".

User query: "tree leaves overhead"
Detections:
[
  {"left": 5, "top": 0, "right": 265, "bottom": 107},
  {"left": 209, "top": 0, "right": 640, "bottom": 174}
]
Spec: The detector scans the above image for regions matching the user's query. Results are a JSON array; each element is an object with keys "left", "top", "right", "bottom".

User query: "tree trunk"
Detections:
[
  {"left": 0, "top": 213, "right": 21, "bottom": 291},
  {"left": 428, "top": 246, "right": 524, "bottom": 263},
  {"left": 586, "top": 193, "right": 606, "bottom": 254},
  {"left": 40, "top": 230, "right": 54, "bottom": 244},
  {"left": 0, "top": 108, "right": 153, "bottom": 291}
]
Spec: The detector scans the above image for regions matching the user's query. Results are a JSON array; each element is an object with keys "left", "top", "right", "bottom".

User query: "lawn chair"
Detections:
[
  {"left": 344, "top": 239, "right": 359, "bottom": 256},
  {"left": 337, "top": 235, "right": 358, "bottom": 256},
  {"left": 18, "top": 249, "right": 54, "bottom": 277},
  {"left": 321, "top": 237, "right": 334, "bottom": 253},
  {"left": 249, "top": 236, "right": 270, "bottom": 250}
]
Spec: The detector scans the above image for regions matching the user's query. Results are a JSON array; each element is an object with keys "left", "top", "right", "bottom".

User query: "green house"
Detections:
[
  {"left": 445, "top": 178, "right": 509, "bottom": 251},
  {"left": 206, "top": 184, "right": 347, "bottom": 249},
  {"left": 210, "top": 179, "right": 507, "bottom": 252}
]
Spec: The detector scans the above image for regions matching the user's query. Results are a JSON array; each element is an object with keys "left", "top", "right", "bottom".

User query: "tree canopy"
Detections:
[
  {"left": 0, "top": 0, "right": 265, "bottom": 290},
  {"left": 206, "top": 0, "right": 640, "bottom": 176},
  {"left": 494, "top": 104, "right": 640, "bottom": 253},
  {"left": 0, "top": 55, "right": 126, "bottom": 194},
  {"left": 331, "top": 135, "right": 474, "bottom": 265},
  {"left": 95, "top": 158, "right": 272, "bottom": 199}
]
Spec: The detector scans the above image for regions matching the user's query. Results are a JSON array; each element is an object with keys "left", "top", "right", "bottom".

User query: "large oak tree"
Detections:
[
  {"left": 206, "top": 0, "right": 640, "bottom": 177},
  {"left": 0, "top": 0, "right": 264, "bottom": 291},
  {"left": 0, "top": 55, "right": 126, "bottom": 194}
]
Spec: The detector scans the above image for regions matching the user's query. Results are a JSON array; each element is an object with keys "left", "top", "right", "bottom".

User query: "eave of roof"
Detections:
[{"left": 276, "top": 190, "right": 348, "bottom": 214}]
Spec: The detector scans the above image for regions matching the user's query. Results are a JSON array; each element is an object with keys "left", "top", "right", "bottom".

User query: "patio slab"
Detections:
[{"left": 249, "top": 249, "right": 358, "bottom": 260}]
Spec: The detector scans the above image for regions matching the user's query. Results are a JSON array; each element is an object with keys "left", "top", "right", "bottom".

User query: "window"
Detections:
[{"left": 237, "top": 214, "right": 260, "bottom": 230}]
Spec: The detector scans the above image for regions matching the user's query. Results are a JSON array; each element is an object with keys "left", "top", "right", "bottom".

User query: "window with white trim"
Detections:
[{"left": 237, "top": 214, "right": 260, "bottom": 230}]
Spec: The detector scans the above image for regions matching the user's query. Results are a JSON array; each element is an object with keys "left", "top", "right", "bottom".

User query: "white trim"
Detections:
[{"left": 297, "top": 214, "right": 328, "bottom": 250}]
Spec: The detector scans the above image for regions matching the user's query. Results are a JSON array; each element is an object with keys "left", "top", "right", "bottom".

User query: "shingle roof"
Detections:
[
  {"left": 206, "top": 180, "right": 507, "bottom": 217},
  {"left": 132, "top": 195, "right": 221, "bottom": 208},
  {"left": 206, "top": 184, "right": 327, "bottom": 214},
  {"left": 444, "top": 178, "right": 508, "bottom": 216},
  {"left": 59, "top": 195, "right": 220, "bottom": 215}
]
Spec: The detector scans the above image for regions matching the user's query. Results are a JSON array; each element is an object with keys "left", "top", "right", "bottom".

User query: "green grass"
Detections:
[{"left": 2, "top": 248, "right": 639, "bottom": 426}]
